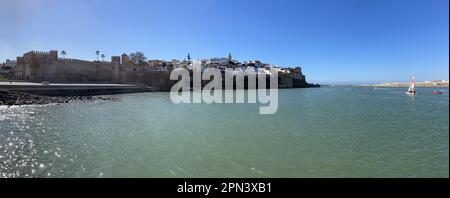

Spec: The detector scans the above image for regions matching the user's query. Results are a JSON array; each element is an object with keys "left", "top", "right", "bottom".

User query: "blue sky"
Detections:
[{"left": 0, "top": 0, "right": 448, "bottom": 84}]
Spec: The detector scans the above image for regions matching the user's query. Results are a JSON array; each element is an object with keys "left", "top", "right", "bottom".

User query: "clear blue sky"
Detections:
[{"left": 1, "top": 0, "right": 448, "bottom": 84}]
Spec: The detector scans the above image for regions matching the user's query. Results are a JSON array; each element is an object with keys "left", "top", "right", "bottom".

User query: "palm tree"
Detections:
[
  {"left": 101, "top": 54, "right": 105, "bottom": 62},
  {"left": 61, "top": 50, "right": 66, "bottom": 58},
  {"left": 96, "top": 51, "right": 100, "bottom": 61}
]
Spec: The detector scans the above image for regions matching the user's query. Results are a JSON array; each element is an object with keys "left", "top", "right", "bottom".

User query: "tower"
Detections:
[{"left": 121, "top": 54, "right": 129, "bottom": 65}]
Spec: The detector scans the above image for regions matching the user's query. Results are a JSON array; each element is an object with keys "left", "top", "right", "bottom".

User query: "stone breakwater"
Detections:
[{"left": 0, "top": 90, "right": 114, "bottom": 106}]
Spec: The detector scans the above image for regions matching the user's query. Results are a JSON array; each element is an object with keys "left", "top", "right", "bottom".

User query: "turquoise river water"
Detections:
[{"left": 0, "top": 86, "right": 448, "bottom": 177}]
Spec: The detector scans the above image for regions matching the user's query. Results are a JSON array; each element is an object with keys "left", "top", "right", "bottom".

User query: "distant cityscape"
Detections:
[
  {"left": 368, "top": 80, "right": 449, "bottom": 87},
  {"left": 0, "top": 51, "right": 301, "bottom": 74},
  {"left": 0, "top": 50, "right": 317, "bottom": 90}
]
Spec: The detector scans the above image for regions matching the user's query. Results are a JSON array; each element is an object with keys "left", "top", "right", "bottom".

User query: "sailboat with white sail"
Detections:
[{"left": 405, "top": 77, "right": 417, "bottom": 95}]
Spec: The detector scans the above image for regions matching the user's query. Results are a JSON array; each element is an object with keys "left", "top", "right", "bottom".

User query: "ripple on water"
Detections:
[
  {"left": 1, "top": 89, "right": 448, "bottom": 177},
  {"left": 0, "top": 105, "right": 77, "bottom": 178}
]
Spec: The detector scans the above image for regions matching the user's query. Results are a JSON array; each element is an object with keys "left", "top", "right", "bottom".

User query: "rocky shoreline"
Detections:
[{"left": 0, "top": 90, "right": 114, "bottom": 106}]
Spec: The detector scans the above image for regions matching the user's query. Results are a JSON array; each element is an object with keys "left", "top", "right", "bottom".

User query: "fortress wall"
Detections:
[
  {"left": 21, "top": 59, "right": 309, "bottom": 89},
  {"left": 15, "top": 51, "right": 315, "bottom": 89},
  {"left": 121, "top": 71, "right": 174, "bottom": 91},
  {"left": 26, "top": 60, "right": 117, "bottom": 83}
]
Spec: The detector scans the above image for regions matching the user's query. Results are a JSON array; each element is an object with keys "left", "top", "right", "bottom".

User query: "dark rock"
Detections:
[{"left": 0, "top": 89, "right": 114, "bottom": 106}]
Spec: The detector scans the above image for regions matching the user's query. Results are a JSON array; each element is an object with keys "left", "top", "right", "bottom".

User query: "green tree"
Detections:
[
  {"left": 101, "top": 54, "right": 105, "bottom": 62},
  {"left": 129, "top": 51, "right": 147, "bottom": 66},
  {"left": 61, "top": 50, "right": 67, "bottom": 58}
]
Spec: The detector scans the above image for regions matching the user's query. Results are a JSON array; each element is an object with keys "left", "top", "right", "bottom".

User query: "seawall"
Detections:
[{"left": 0, "top": 82, "right": 153, "bottom": 96}]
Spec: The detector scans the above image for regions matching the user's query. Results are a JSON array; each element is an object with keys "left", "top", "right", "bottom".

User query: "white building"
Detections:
[
  {"left": 5, "top": 59, "right": 16, "bottom": 68},
  {"left": 208, "top": 58, "right": 229, "bottom": 66},
  {"left": 271, "top": 67, "right": 290, "bottom": 73},
  {"left": 189, "top": 60, "right": 203, "bottom": 72},
  {"left": 248, "top": 60, "right": 263, "bottom": 68}
]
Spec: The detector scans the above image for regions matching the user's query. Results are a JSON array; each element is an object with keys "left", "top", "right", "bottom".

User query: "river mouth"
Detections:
[{"left": 0, "top": 87, "right": 448, "bottom": 178}]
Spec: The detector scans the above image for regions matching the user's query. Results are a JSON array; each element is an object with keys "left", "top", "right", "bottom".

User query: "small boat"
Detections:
[
  {"left": 405, "top": 77, "right": 417, "bottom": 95},
  {"left": 432, "top": 90, "right": 442, "bottom": 95}
]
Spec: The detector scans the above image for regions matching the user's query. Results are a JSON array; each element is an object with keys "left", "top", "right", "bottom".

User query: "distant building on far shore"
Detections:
[
  {"left": 5, "top": 59, "right": 17, "bottom": 68},
  {"left": 10, "top": 49, "right": 316, "bottom": 89},
  {"left": 0, "top": 59, "right": 16, "bottom": 72},
  {"left": 208, "top": 57, "right": 229, "bottom": 66}
]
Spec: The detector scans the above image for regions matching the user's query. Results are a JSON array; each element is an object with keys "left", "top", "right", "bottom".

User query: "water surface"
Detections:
[{"left": 0, "top": 86, "right": 448, "bottom": 177}]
